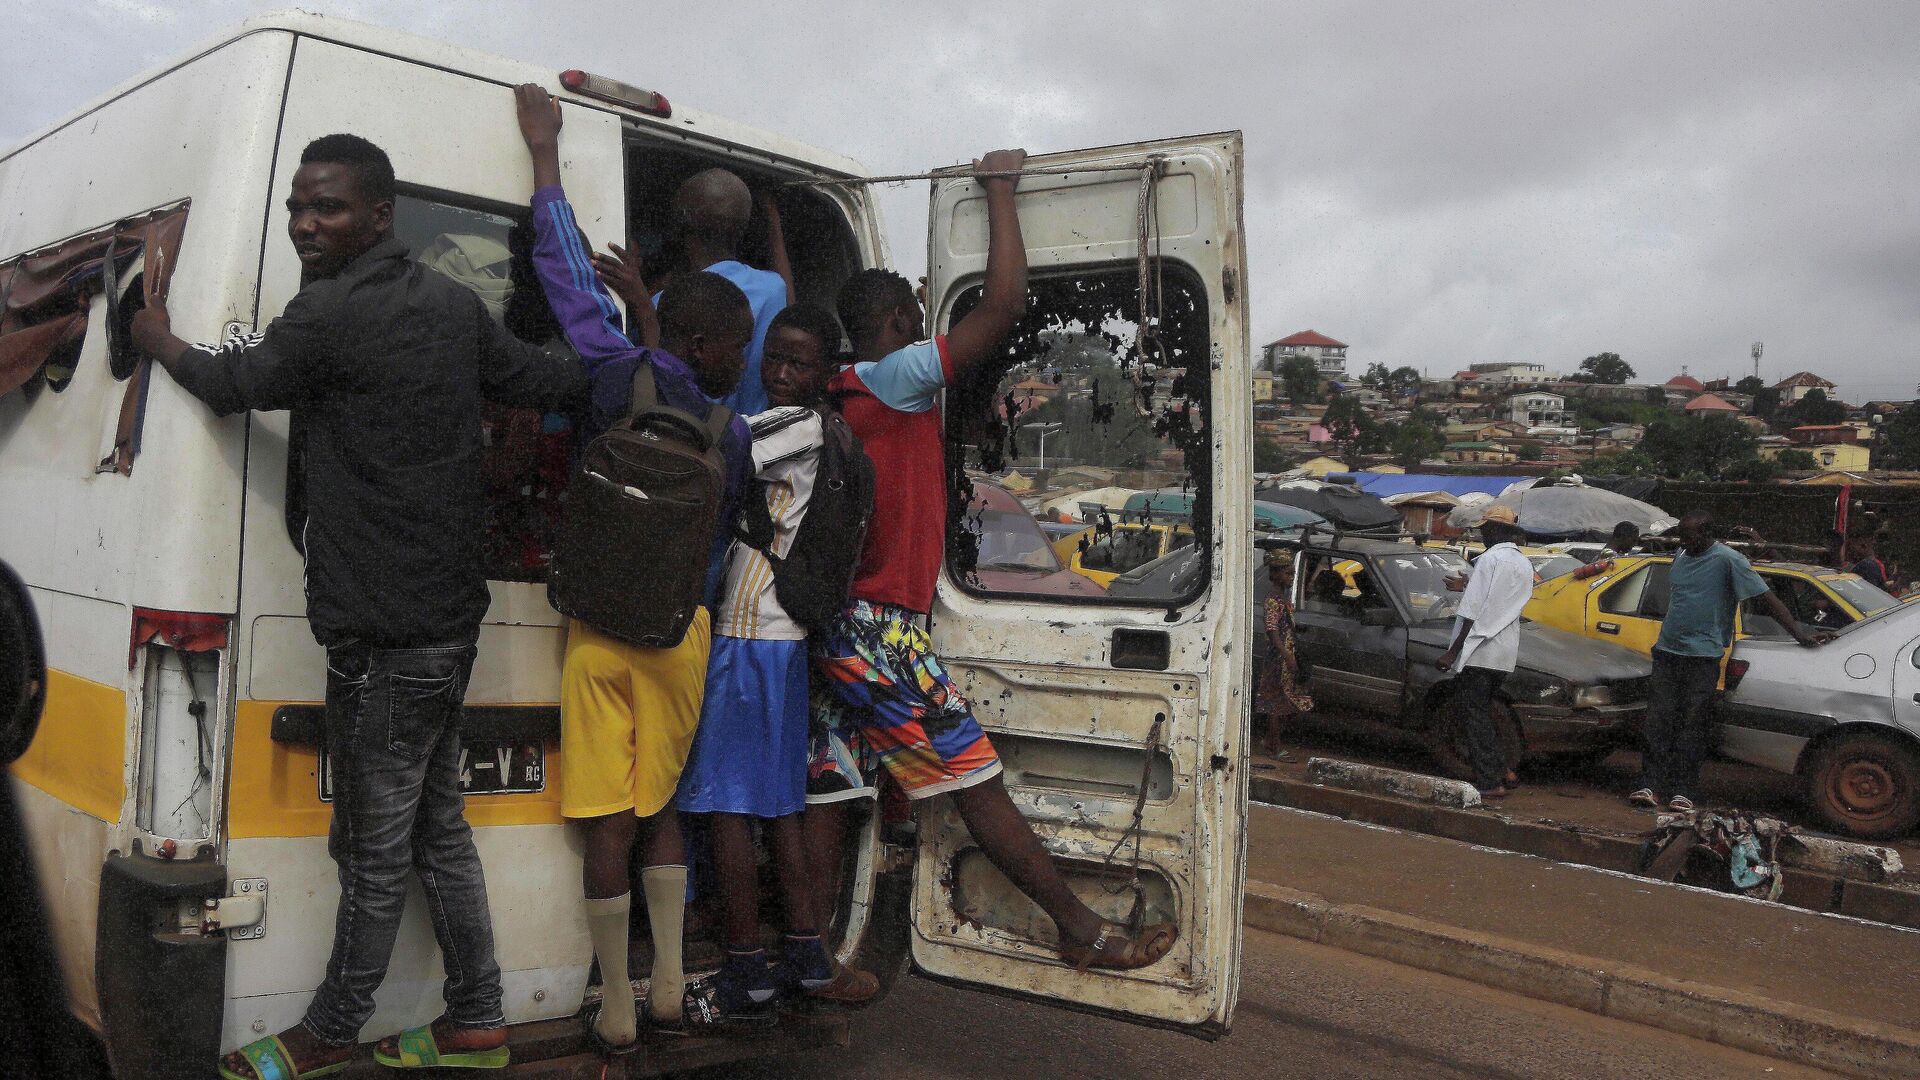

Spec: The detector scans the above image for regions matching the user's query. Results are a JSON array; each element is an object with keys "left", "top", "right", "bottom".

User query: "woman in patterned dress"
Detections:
[{"left": 1258, "top": 556, "right": 1313, "bottom": 759}]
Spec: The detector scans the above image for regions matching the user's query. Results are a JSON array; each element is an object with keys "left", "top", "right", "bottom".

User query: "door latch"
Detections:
[{"left": 204, "top": 878, "right": 267, "bottom": 939}]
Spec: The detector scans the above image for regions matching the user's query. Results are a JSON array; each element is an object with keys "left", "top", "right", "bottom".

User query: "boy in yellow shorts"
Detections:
[{"left": 517, "top": 85, "right": 754, "bottom": 1055}]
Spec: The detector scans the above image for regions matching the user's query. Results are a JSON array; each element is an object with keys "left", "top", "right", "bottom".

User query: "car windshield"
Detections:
[
  {"left": 1823, "top": 574, "right": 1898, "bottom": 618},
  {"left": 973, "top": 510, "right": 1063, "bottom": 572},
  {"left": 1530, "top": 554, "right": 1584, "bottom": 581},
  {"left": 1375, "top": 549, "right": 1472, "bottom": 622}
]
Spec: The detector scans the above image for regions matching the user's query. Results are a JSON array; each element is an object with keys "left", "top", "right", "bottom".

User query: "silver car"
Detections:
[{"left": 1721, "top": 600, "right": 1920, "bottom": 838}]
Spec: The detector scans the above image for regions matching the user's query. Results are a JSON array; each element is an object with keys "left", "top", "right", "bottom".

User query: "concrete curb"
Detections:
[
  {"left": 1244, "top": 880, "right": 1920, "bottom": 1079},
  {"left": 1304, "top": 756, "right": 1482, "bottom": 808}
]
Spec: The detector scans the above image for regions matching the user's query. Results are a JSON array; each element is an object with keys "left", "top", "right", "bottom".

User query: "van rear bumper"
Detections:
[{"left": 97, "top": 851, "right": 225, "bottom": 1080}]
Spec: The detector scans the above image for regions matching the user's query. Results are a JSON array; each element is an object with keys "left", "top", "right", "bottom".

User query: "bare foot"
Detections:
[
  {"left": 219, "top": 1023, "right": 351, "bottom": 1079},
  {"left": 374, "top": 1016, "right": 507, "bottom": 1061}
]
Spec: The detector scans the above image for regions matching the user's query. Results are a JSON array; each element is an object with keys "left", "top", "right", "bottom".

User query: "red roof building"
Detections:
[
  {"left": 1683, "top": 392, "right": 1739, "bottom": 414},
  {"left": 1267, "top": 330, "right": 1348, "bottom": 349},
  {"left": 1262, "top": 330, "right": 1349, "bottom": 378},
  {"left": 1787, "top": 424, "right": 1859, "bottom": 445},
  {"left": 1773, "top": 371, "right": 1838, "bottom": 405},
  {"left": 1664, "top": 374, "right": 1706, "bottom": 393}
]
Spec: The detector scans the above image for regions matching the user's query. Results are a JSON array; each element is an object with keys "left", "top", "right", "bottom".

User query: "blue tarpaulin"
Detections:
[{"left": 1331, "top": 472, "right": 1531, "bottom": 499}]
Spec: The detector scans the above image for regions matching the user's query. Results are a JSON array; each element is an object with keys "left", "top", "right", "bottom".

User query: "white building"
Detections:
[
  {"left": 1472, "top": 362, "right": 1556, "bottom": 383},
  {"left": 1263, "top": 330, "right": 1349, "bottom": 378},
  {"left": 1508, "top": 391, "right": 1568, "bottom": 427}
]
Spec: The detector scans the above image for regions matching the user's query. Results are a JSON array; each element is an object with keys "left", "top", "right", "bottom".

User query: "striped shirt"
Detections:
[{"left": 714, "top": 407, "right": 823, "bottom": 640}]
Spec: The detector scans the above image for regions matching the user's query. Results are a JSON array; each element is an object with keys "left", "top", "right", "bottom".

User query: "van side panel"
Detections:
[
  {"left": 0, "top": 33, "right": 293, "bottom": 1037},
  {"left": 0, "top": 32, "right": 291, "bottom": 619}
]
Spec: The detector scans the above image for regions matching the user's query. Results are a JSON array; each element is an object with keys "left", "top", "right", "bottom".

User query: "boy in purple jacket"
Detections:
[{"left": 516, "top": 84, "right": 752, "bottom": 1055}]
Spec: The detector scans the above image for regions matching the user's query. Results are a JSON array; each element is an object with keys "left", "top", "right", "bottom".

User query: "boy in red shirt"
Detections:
[{"left": 806, "top": 150, "right": 1174, "bottom": 970}]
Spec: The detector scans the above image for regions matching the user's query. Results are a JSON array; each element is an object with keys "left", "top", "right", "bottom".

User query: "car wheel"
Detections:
[
  {"left": 1806, "top": 733, "right": 1920, "bottom": 840},
  {"left": 1427, "top": 696, "right": 1525, "bottom": 782}
]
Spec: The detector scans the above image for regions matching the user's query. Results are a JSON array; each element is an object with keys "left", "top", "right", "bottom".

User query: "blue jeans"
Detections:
[
  {"left": 1639, "top": 648, "right": 1722, "bottom": 803},
  {"left": 302, "top": 640, "right": 504, "bottom": 1046}
]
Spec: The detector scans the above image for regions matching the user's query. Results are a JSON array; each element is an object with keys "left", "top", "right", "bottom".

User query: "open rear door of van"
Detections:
[{"left": 915, "top": 133, "right": 1251, "bottom": 1036}]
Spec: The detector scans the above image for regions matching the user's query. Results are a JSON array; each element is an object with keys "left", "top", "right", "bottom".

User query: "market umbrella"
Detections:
[
  {"left": 1257, "top": 483, "right": 1401, "bottom": 534},
  {"left": 1446, "top": 482, "right": 1676, "bottom": 539}
]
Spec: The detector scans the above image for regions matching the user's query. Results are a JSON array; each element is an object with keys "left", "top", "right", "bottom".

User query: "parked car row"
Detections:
[{"left": 1252, "top": 528, "right": 1920, "bottom": 839}]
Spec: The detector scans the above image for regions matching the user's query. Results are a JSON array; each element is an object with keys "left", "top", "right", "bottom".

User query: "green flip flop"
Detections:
[
  {"left": 217, "top": 1034, "right": 349, "bottom": 1080},
  {"left": 371, "top": 1024, "right": 510, "bottom": 1070}
]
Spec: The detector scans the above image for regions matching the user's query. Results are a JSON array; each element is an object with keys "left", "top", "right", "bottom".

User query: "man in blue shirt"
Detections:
[
  {"left": 1630, "top": 510, "right": 1826, "bottom": 812},
  {"left": 669, "top": 169, "right": 789, "bottom": 415}
]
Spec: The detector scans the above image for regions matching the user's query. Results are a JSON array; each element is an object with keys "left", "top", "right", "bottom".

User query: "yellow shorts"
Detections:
[{"left": 558, "top": 610, "right": 711, "bottom": 819}]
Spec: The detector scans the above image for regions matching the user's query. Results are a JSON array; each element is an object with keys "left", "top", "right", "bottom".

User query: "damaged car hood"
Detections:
[{"left": 1407, "top": 620, "right": 1650, "bottom": 682}]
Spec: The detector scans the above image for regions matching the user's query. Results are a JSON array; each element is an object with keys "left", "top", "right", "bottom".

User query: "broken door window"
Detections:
[{"left": 944, "top": 262, "right": 1212, "bottom": 606}]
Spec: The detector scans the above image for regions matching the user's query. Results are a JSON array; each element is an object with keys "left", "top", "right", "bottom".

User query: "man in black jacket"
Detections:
[{"left": 132, "top": 134, "right": 587, "bottom": 1078}]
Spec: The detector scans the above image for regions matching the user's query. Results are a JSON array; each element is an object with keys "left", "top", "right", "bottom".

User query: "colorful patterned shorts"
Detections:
[{"left": 807, "top": 600, "right": 1002, "bottom": 801}]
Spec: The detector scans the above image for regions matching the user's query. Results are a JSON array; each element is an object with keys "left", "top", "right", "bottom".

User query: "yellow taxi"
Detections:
[
  {"left": 1524, "top": 554, "right": 1899, "bottom": 662},
  {"left": 1066, "top": 522, "right": 1196, "bottom": 588}
]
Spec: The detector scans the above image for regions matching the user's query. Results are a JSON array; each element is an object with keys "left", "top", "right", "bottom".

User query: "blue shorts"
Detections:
[{"left": 676, "top": 635, "right": 809, "bottom": 817}]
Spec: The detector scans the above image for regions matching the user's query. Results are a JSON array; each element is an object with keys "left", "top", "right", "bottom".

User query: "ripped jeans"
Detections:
[{"left": 302, "top": 639, "right": 505, "bottom": 1046}]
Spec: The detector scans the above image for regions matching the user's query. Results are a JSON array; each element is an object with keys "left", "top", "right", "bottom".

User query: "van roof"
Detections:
[{"left": 5, "top": 10, "right": 872, "bottom": 178}]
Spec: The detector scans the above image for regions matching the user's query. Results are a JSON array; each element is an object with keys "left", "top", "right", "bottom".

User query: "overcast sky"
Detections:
[{"left": 9, "top": 1, "right": 1917, "bottom": 402}]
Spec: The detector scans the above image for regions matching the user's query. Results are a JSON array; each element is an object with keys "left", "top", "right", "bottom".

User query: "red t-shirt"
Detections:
[{"left": 828, "top": 337, "right": 953, "bottom": 614}]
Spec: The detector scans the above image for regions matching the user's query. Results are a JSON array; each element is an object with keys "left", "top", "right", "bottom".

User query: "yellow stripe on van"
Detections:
[
  {"left": 227, "top": 700, "right": 566, "bottom": 838},
  {"left": 10, "top": 669, "right": 126, "bottom": 823}
]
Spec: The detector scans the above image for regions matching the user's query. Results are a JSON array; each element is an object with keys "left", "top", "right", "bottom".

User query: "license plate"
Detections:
[{"left": 319, "top": 740, "right": 546, "bottom": 801}]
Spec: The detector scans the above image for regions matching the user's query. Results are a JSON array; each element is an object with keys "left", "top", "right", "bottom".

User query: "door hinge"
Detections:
[
  {"left": 1222, "top": 268, "right": 1237, "bottom": 303},
  {"left": 204, "top": 878, "right": 268, "bottom": 939}
]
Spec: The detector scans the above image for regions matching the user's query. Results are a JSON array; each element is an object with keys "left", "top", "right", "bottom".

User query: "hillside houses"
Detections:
[{"left": 1246, "top": 339, "right": 1914, "bottom": 482}]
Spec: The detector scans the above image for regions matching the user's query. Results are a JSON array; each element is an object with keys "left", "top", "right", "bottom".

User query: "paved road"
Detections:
[{"left": 699, "top": 929, "right": 1834, "bottom": 1080}]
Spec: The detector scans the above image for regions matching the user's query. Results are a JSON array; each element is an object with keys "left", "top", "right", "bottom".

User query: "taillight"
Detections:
[
  {"left": 559, "top": 69, "right": 671, "bottom": 117},
  {"left": 1724, "top": 657, "right": 1750, "bottom": 691}
]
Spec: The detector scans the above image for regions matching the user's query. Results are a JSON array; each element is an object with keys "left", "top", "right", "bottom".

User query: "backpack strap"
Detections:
[
  {"left": 702, "top": 401, "right": 734, "bottom": 451},
  {"left": 629, "top": 356, "right": 659, "bottom": 418}
]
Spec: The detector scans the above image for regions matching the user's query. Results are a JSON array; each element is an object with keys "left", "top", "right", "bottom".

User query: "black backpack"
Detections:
[
  {"left": 548, "top": 359, "right": 733, "bottom": 648},
  {"left": 733, "top": 407, "right": 876, "bottom": 630}
]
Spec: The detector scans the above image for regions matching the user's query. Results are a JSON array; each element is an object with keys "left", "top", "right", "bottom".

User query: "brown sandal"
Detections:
[{"left": 1059, "top": 921, "right": 1177, "bottom": 971}]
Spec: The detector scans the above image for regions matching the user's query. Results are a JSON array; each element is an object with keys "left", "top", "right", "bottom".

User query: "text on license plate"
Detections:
[{"left": 319, "top": 739, "right": 546, "bottom": 801}]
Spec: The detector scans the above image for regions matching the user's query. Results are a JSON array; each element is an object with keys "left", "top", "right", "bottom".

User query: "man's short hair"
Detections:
[
  {"left": 768, "top": 303, "right": 843, "bottom": 357},
  {"left": 1679, "top": 509, "right": 1712, "bottom": 530},
  {"left": 300, "top": 133, "right": 396, "bottom": 204},
  {"left": 1611, "top": 520, "right": 1641, "bottom": 544},
  {"left": 837, "top": 268, "right": 917, "bottom": 345},
  {"left": 657, "top": 270, "right": 752, "bottom": 345},
  {"left": 675, "top": 169, "right": 753, "bottom": 249}
]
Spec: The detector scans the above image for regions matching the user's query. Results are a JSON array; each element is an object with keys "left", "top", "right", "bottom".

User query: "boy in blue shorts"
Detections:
[{"left": 675, "top": 303, "right": 880, "bottom": 1022}]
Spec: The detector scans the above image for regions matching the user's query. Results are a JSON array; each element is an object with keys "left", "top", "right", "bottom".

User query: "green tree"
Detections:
[
  {"left": 1752, "top": 386, "right": 1782, "bottom": 419},
  {"left": 1386, "top": 366, "right": 1424, "bottom": 400},
  {"left": 1388, "top": 411, "right": 1446, "bottom": 468},
  {"left": 1254, "top": 435, "right": 1293, "bottom": 474},
  {"left": 1879, "top": 402, "right": 1920, "bottom": 469},
  {"left": 1590, "top": 449, "right": 1658, "bottom": 476},
  {"left": 1280, "top": 354, "right": 1321, "bottom": 405},
  {"left": 1360, "top": 362, "right": 1390, "bottom": 389},
  {"left": 1516, "top": 443, "right": 1545, "bottom": 461},
  {"left": 1578, "top": 352, "right": 1636, "bottom": 384},
  {"left": 1723, "top": 456, "right": 1781, "bottom": 483},
  {"left": 1321, "top": 396, "right": 1383, "bottom": 457},
  {"left": 1775, "top": 448, "right": 1818, "bottom": 471},
  {"left": 1785, "top": 387, "right": 1847, "bottom": 427},
  {"left": 1735, "top": 375, "right": 1766, "bottom": 396},
  {"left": 1640, "top": 414, "right": 1758, "bottom": 478}
]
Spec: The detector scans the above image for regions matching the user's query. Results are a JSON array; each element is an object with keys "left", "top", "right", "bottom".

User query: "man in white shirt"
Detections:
[{"left": 1436, "top": 506, "right": 1534, "bottom": 797}]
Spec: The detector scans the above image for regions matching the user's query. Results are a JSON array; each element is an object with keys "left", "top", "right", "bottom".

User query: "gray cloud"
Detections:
[{"left": 7, "top": 1, "right": 1916, "bottom": 400}]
